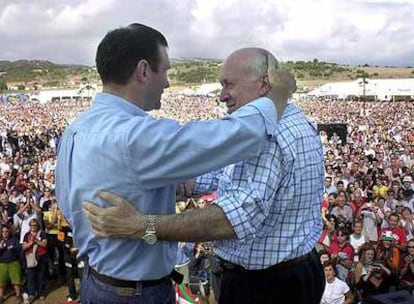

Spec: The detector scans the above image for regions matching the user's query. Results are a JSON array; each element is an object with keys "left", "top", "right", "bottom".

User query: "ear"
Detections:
[
  {"left": 259, "top": 74, "right": 271, "bottom": 96},
  {"left": 135, "top": 59, "right": 150, "bottom": 84}
]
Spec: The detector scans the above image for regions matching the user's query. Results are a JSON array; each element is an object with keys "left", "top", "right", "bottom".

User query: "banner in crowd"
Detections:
[{"left": 1, "top": 93, "right": 28, "bottom": 104}]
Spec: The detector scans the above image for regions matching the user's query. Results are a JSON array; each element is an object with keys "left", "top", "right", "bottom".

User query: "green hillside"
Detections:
[{"left": 0, "top": 59, "right": 413, "bottom": 92}]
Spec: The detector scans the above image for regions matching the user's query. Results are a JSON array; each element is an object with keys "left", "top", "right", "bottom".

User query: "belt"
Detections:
[
  {"left": 219, "top": 249, "right": 315, "bottom": 273},
  {"left": 89, "top": 267, "right": 172, "bottom": 288}
]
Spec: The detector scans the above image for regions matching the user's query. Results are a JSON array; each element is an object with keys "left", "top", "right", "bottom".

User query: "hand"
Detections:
[{"left": 83, "top": 191, "right": 145, "bottom": 239}]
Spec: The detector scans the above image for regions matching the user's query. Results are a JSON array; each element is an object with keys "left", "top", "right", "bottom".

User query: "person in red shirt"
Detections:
[
  {"left": 378, "top": 212, "right": 408, "bottom": 249},
  {"left": 350, "top": 189, "right": 366, "bottom": 216},
  {"left": 329, "top": 227, "right": 355, "bottom": 282}
]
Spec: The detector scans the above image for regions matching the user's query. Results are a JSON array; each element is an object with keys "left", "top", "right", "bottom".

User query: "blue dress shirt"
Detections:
[
  {"left": 56, "top": 93, "right": 277, "bottom": 280},
  {"left": 195, "top": 103, "right": 325, "bottom": 270}
]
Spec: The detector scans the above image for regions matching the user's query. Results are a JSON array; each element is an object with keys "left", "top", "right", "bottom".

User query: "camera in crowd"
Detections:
[
  {"left": 198, "top": 242, "right": 213, "bottom": 256},
  {"left": 371, "top": 262, "right": 384, "bottom": 274}
]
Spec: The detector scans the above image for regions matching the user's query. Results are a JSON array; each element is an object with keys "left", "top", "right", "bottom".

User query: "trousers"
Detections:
[{"left": 218, "top": 249, "right": 325, "bottom": 304}]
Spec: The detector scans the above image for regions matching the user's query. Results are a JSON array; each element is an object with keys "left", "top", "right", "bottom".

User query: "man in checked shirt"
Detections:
[{"left": 84, "top": 48, "right": 325, "bottom": 304}]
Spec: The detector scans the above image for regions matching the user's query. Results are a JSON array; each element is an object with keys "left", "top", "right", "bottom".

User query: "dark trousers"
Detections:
[
  {"left": 47, "top": 234, "right": 66, "bottom": 276},
  {"left": 65, "top": 252, "right": 85, "bottom": 299},
  {"left": 27, "top": 254, "right": 48, "bottom": 297},
  {"left": 219, "top": 250, "right": 325, "bottom": 304}
]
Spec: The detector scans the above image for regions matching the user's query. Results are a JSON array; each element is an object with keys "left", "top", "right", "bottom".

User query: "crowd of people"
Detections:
[{"left": 0, "top": 94, "right": 413, "bottom": 303}]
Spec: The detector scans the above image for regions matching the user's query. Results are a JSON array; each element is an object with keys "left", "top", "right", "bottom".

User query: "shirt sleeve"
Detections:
[
  {"left": 193, "top": 169, "right": 223, "bottom": 194},
  {"left": 213, "top": 150, "right": 282, "bottom": 241},
  {"left": 125, "top": 97, "right": 278, "bottom": 189}
]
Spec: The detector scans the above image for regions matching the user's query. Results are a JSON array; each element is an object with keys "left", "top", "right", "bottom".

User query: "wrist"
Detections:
[{"left": 134, "top": 213, "right": 146, "bottom": 239}]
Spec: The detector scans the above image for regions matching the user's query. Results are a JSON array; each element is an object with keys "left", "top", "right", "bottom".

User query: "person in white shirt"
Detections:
[
  {"left": 321, "top": 260, "right": 354, "bottom": 304},
  {"left": 349, "top": 221, "right": 368, "bottom": 263}
]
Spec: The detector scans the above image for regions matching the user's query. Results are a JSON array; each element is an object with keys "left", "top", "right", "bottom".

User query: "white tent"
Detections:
[{"left": 307, "top": 78, "right": 414, "bottom": 100}]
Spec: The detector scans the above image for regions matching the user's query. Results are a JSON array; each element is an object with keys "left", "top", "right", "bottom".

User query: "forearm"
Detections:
[
  {"left": 344, "top": 291, "right": 354, "bottom": 304},
  {"left": 155, "top": 205, "right": 236, "bottom": 242},
  {"left": 36, "top": 239, "right": 47, "bottom": 248}
]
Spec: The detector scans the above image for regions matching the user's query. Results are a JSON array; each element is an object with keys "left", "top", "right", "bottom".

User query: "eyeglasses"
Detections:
[
  {"left": 408, "top": 246, "right": 414, "bottom": 249},
  {"left": 2, "top": 230, "right": 9, "bottom": 233},
  {"left": 29, "top": 224, "right": 38, "bottom": 227}
]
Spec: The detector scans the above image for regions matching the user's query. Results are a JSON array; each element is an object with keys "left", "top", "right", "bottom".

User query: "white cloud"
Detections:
[{"left": 0, "top": 0, "right": 412, "bottom": 66}]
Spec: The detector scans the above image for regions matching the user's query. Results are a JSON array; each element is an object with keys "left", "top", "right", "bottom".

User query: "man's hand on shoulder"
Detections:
[{"left": 83, "top": 191, "right": 145, "bottom": 239}]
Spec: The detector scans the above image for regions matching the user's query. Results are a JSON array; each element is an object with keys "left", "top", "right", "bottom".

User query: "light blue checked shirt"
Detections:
[
  {"left": 194, "top": 103, "right": 325, "bottom": 270},
  {"left": 56, "top": 93, "right": 277, "bottom": 280}
]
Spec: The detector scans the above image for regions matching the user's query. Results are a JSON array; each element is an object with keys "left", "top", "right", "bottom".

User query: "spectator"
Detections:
[
  {"left": 356, "top": 259, "right": 397, "bottom": 302},
  {"left": 0, "top": 193, "right": 17, "bottom": 227},
  {"left": 354, "top": 244, "right": 376, "bottom": 285},
  {"left": 400, "top": 207, "right": 414, "bottom": 239},
  {"left": 0, "top": 226, "right": 22, "bottom": 303},
  {"left": 400, "top": 238, "right": 414, "bottom": 293},
  {"left": 22, "top": 218, "right": 48, "bottom": 301},
  {"left": 331, "top": 191, "right": 353, "bottom": 233},
  {"left": 378, "top": 213, "right": 408, "bottom": 248},
  {"left": 328, "top": 227, "right": 354, "bottom": 282},
  {"left": 320, "top": 260, "right": 354, "bottom": 304},
  {"left": 324, "top": 176, "right": 337, "bottom": 195},
  {"left": 376, "top": 231, "right": 401, "bottom": 275},
  {"left": 357, "top": 201, "right": 381, "bottom": 244},
  {"left": 349, "top": 221, "right": 368, "bottom": 262}
]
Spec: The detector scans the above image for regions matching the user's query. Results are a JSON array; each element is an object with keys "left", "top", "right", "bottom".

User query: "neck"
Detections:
[
  {"left": 327, "top": 277, "right": 335, "bottom": 284},
  {"left": 102, "top": 84, "right": 146, "bottom": 110}
]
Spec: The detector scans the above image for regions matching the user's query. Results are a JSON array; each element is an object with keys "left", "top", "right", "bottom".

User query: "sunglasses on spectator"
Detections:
[{"left": 29, "top": 224, "right": 38, "bottom": 227}]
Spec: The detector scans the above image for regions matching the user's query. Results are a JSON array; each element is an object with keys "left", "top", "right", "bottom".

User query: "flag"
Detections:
[{"left": 175, "top": 283, "right": 200, "bottom": 304}]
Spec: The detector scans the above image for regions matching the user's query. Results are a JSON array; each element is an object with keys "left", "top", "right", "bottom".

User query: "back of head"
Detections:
[
  {"left": 226, "top": 47, "right": 296, "bottom": 102},
  {"left": 95, "top": 23, "right": 168, "bottom": 85}
]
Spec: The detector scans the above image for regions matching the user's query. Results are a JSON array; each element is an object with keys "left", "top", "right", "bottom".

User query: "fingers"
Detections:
[
  {"left": 83, "top": 201, "right": 101, "bottom": 216},
  {"left": 97, "top": 190, "right": 129, "bottom": 208}
]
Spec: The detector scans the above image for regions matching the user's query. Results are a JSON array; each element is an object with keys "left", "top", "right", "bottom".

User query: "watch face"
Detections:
[{"left": 143, "top": 233, "right": 157, "bottom": 245}]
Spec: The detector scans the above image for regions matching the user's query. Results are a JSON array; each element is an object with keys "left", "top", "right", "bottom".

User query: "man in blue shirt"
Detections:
[
  {"left": 84, "top": 47, "right": 326, "bottom": 303},
  {"left": 56, "top": 24, "right": 280, "bottom": 304}
]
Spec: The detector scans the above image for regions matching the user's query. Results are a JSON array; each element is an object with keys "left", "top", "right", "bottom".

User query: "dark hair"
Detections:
[
  {"left": 95, "top": 23, "right": 168, "bottom": 85},
  {"left": 318, "top": 249, "right": 330, "bottom": 258},
  {"left": 322, "top": 260, "right": 336, "bottom": 270},
  {"left": 336, "top": 226, "right": 349, "bottom": 239},
  {"left": 389, "top": 212, "right": 400, "bottom": 221}
]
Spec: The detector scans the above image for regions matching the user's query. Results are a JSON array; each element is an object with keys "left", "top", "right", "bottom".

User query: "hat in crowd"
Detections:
[
  {"left": 380, "top": 231, "right": 394, "bottom": 242},
  {"left": 402, "top": 176, "right": 413, "bottom": 183}
]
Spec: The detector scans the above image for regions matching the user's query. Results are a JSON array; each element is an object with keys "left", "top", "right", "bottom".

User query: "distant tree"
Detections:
[
  {"left": 313, "top": 58, "right": 319, "bottom": 64},
  {"left": 81, "top": 77, "right": 89, "bottom": 83},
  {"left": 17, "top": 84, "right": 25, "bottom": 91},
  {"left": 363, "top": 63, "right": 370, "bottom": 67},
  {"left": 0, "top": 78, "right": 7, "bottom": 92},
  {"left": 296, "top": 72, "right": 304, "bottom": 79},
  {"left": 411, "top": 70, "right": 414, "bottom": 74}
]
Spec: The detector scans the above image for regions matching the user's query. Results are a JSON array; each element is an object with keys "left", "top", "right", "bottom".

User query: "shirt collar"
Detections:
[
  {"left": 93, "top": 93, "right": 147, "bottom": 117},
  {"left": 232, "top": 97, "right": 278, "bottom": 137}
]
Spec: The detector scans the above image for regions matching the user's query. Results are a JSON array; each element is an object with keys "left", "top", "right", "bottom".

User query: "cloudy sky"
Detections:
[{"left": 0, "top": 0, "right": 413, "bottom": 66}]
